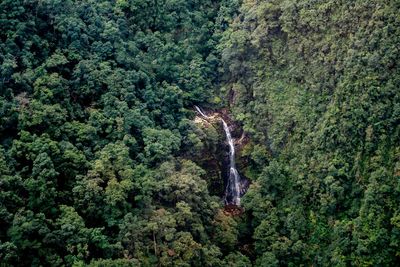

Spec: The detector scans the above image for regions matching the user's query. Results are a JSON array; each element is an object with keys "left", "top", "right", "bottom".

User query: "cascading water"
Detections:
[
  {"left": 221, "top": 119, "right": 241, "bottom": 206},
  {"left": 195, "top": 105, "right": 209, "bottom": 119},
  {"left": 194, "top": 106, "right": 242, "bottom": 206}
]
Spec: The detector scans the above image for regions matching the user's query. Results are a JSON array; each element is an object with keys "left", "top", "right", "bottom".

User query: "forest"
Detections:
[{"left": 0, "top": 0, "right": 399, "bottom": 266}]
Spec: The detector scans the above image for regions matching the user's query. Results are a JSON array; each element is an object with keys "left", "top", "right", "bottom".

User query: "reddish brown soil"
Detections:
[{"left": 223, "top": 204, "right": 244, "bottom": 216}]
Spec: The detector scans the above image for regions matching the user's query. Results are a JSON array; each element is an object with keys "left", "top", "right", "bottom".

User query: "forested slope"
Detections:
[
  {"left": 1, "top": 0, "right": 399, "bottom": 266},
  {"left": 0, "top": 0, "right": 245, "bottom": 266},
  {"left": 220, "top": 0, "right": 400, "bottom": 266}
]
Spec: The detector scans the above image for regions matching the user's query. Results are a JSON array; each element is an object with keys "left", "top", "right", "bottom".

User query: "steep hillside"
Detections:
[
  {"left": 1, "top": 0, "right": 399, "bottom": 266},
  {"left": 220, "top": 0, "right": 400, "bottom": 265}
]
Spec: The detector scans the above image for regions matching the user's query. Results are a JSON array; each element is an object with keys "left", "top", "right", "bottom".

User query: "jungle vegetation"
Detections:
[{"left": 0, "top": 0, "right": 399, "bottom": 266}]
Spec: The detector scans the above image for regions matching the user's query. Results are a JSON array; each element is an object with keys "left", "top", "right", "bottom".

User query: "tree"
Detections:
[{"left": 143, "top": 128, "right": 181, "bottom": 164}]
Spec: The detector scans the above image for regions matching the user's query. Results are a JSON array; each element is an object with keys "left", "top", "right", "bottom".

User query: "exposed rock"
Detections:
[
  {"left": 192, "top": 106, "right": 251, "bottom": 207},
  {"left": 223, "top": 204, "right": 244, "bottom": 216}
]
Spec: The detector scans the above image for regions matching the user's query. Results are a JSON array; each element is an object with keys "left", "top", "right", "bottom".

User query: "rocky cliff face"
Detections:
[{"left": 190, "top": 107, "right": 250, "bottom": 203}]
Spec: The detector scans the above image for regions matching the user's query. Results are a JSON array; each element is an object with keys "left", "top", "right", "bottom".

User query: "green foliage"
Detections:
[
  {"left": 143, "top": 128, "right": 181, "bottom": 164},
  {"left": 1, "top": 0, "right": 399, "bottom": 266},
  {"left": 0, "top": 0, "right": 239, "bottom": 265},
  {"left": 224, "top": 252, "right": 251, "bottom": 267},
  {"left": 222, "top": 0, "right": 400, "bottom": 265},
  {"left": 74, "top": 258, "right": 139, "bottom": 267},
  {"left": 212, "top": 210, "right": 239, "bottom": 251}
]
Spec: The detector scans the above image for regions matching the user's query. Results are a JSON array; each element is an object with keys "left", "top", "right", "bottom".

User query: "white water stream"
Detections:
[{"left": 195, "top": 106, "right": 242, "bottom": 206}]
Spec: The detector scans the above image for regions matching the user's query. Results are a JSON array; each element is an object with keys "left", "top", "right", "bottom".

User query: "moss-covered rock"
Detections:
[{"left": 190, "top": 108, "right": 252, "bottom": 198}]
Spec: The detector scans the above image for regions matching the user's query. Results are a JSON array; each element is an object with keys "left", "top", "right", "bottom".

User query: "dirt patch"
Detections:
[{"left": 223, "top": 204, "right": 244, "bottom": 216}]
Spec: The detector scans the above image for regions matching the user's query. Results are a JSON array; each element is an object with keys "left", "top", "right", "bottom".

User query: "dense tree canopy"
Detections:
[
  {"left": 219, "top": 0, "right": 400, "bottom": 266},
  {"left": 1, "top": 0, "right": 399, "bottom": 266}
]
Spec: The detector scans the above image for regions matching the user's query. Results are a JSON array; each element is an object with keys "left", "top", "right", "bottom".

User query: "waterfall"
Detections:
[
  {"left": 221, "top": 120, "right": 241, "bottom": 206},
  {"left": 194, "top": 105, "right": 209, "bottom": 118},
  {"left": 195, "top": 106, "right": 242, "bottom": 206}
]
